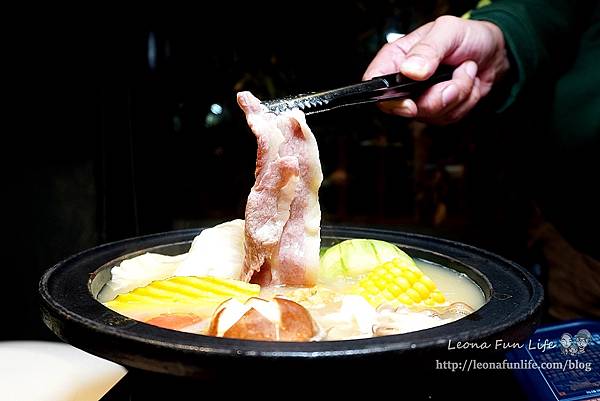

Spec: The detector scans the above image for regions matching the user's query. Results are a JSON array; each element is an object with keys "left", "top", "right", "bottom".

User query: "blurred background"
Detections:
[{"left": 4, "top": 0, "right": 597, "bottom": 341}]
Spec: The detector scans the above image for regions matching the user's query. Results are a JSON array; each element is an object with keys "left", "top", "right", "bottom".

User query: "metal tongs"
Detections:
[{"left": 262, "top": 65, "right": 454, "bottom": 115}]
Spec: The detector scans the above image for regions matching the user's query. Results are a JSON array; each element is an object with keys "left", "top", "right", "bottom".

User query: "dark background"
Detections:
[{"left": 3, "top": 1, "right": 596, "bottom": 341}]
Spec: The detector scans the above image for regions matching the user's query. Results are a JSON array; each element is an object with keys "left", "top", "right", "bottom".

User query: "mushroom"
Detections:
[{"left": 207, "top": 297, "right": 318, "bottom": 341}]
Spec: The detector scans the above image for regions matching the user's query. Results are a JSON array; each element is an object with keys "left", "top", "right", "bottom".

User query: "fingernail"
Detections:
[
  {"left": 466, "top": 62, "right": 478, "bottom": 79},
  {"left": 363, "top": 70, "right": 379, "bottom": 81},
  {"left": 393, "top": 101, "right": 416, "bottom": 117},
  {"left": 402, "top": 56, "right": 428, "bottom": 75},
  {"left": 442, "top": 84, "right": 458, "bottom": 107},
  {"left": 394, "top": 107, "right": 414, "bottom": 117}
]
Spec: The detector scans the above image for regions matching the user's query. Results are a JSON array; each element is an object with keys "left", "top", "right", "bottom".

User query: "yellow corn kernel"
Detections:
[
  {"left": 372, "top": 294, "right": 386, "bottom": 306},
  {"left": 420, "top": 276, "right": 437, "bottom": 291},
  {"left": 403, "top": 271, "right": 418, "bottom": 285},
  {"left": 106, "top": 276, "right": 260, "bottom": 312},
  {"left": 356, "top": 257, "right": 446, "bottom": 308},
  {"left": 431, "top": 291, "right": 446, "bottom": 303},
  {"left": 413, "top": 282, "right": 430, "bottom": 298},
  {"left": 406, "top": 288, "right": 421, "bottom": 302},
  {"left": 395, "top": 276, "right": 410, "bottom": 291},
  {"left": 398, "top": 293, "right": 413, "bottom": 305},
  {"left": 364, "top": 282, "right": 379, "bottom": 294},
  {"left": 388, "top": 284, "right": 401, "bottom": 297}
]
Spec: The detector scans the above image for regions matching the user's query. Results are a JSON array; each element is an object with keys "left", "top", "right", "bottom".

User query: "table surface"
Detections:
[{"left": 0, "top": 341, "right": 126, "bottom": 401}]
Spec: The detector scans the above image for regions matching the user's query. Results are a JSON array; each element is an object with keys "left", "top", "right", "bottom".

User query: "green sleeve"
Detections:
[{"left": 468, "top": 0, "right": 579, "bottom": 111}]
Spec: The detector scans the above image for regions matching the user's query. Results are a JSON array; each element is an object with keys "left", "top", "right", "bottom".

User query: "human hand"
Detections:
[{"left": 364, "top": 16, "right": 510, "bottom": 125}]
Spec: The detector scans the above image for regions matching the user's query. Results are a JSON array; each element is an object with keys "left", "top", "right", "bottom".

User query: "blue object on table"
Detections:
[{"left": 507, "top": 320, "right": 600, "bottom": 400}]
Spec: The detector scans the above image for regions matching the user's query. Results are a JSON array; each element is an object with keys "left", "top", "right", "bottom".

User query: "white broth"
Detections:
[{"left": 416, "top": 258, "right": 486, "bottom": 311}]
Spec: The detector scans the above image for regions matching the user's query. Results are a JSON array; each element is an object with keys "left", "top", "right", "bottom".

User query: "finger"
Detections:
[
  {"left": 442, "top": 77, "right": 482, "bottom": 124},
  {"left": 400, "top": 16, "right": 464, "bottom": 80},
  {"left": 378, "top": 98, "right": 418, "bottom": 117},
  {"left": 363, "top": 43, "right": 407, "bottom": 81},
  {"left": 414, "top": 60, "right": 478, "bottom": 118},
  {"left": 421, "top": 77, "right": 482, "bottom": 125},
  {"left": 376, "top": 59, "right": 476, "bottom": 118},
  {"left": 363, "top": 22, "right": 434, "bottom": 80}
]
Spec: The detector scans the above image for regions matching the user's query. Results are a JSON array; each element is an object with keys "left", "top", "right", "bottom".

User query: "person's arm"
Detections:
[{"left": 469, "top": 0, "right": 580, "bottom": 111}]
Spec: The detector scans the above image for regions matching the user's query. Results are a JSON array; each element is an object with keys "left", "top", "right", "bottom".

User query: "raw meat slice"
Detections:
[{"left": 238, "top": 91, "right": 323, "bottom": 286}]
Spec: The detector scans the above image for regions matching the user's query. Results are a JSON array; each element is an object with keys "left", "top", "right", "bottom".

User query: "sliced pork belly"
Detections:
[
  {"left": 237, "top": 91, "right": 323, "bottom": 286},
  {"left": 237, "top": 92, "right": 299, "bottom": 282},
  {"left": 270, "top": 114, "right": 323, "bottom": 286}
]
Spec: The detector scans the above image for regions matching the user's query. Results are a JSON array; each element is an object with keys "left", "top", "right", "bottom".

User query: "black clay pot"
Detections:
[{"left": 39, "top": 227, "right": 543, "bottom": 398}]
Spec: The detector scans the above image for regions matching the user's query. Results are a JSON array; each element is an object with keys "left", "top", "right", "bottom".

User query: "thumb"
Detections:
[{"left": 401, "top": 16, "right": 462, "bottom": 80}]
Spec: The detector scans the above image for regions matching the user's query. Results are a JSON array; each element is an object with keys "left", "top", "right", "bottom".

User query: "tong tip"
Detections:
[{"left": 262, "top": 94, "right": 329, "bottom": 115}]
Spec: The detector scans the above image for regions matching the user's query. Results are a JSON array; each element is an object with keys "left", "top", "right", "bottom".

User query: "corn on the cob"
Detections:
[
  {"left": 356, "top": 258, "right": 446, "bottom": 307},
  {"left": 105, "top": 276, "right": 260, "bottom": 311}
]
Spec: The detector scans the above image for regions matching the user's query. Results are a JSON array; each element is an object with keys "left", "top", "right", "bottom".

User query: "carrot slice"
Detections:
[{"left": 146, "top": 313, "right": 202, "bottom": 330}]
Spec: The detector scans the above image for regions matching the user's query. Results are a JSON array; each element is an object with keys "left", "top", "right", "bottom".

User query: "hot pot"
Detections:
[{"left": 39, "top": 226, "right": 543, "bottom": 397}]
